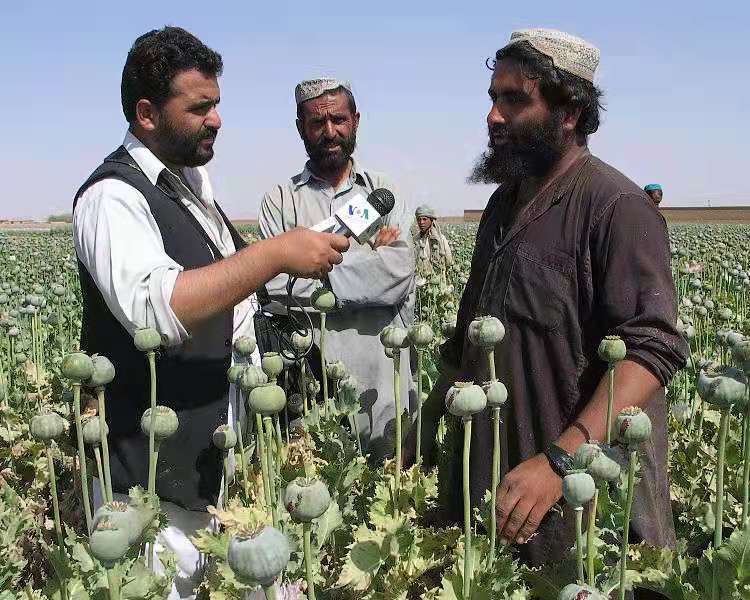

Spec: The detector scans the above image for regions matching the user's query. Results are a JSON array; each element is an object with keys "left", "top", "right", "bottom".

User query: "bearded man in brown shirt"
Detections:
[{"left": 407, "top": 29, "right": 688, "bottom": 577}]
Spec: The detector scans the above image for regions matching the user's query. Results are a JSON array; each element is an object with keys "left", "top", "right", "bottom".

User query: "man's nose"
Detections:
[
  {"left": 323, "top": 120, "right": 336, "bottom": 139},
  {"left": 207, "top": 107, "right": 222, "bottom": 130},
  {"left": 487, "top": 104, "right": 506, "bottom": 129}
]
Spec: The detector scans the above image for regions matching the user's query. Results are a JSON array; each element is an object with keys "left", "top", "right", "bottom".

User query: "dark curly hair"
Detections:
[
  {"left": 121, "top": 26, "right": 223, "bottom": 123},
  {"left": 493, "top": 41, "right": 604, "bottom": 142}
]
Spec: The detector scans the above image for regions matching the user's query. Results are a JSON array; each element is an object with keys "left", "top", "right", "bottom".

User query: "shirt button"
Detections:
[{"left": 225, "top": 339, "right": 231, "bottom": 347}]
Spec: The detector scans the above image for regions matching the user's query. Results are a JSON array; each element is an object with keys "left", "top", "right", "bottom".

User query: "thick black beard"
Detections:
[
  {"left": 303, "top": 130, "right": 357, "bottom": 174},
  {"left": 468, "top": 111, "right": 565, "bottom": 186},
  {"left": 156, "top": 115, "right": 218, "bottom": 168}
]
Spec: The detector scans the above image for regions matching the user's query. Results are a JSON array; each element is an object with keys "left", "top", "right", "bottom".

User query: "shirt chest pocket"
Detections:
[{"left": 504, "top": 242, "right": 576, "bottom": 332}]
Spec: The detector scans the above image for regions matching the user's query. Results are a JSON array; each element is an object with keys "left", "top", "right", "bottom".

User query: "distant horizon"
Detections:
[{"left": 2, "top": 1, "right": 748, "bottom": 220}]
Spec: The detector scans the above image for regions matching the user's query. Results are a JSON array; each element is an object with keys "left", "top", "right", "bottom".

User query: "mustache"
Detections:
[{"left": 200, "top": 127, "right": 218, "bottom": 141}]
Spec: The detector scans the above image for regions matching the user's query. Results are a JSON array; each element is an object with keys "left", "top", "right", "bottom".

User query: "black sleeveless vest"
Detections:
[{"left": 73, "top": 146, "right": 247, "bottom": 511}]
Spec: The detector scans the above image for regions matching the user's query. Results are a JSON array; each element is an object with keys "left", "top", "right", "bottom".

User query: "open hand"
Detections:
[
  {"left": 372, "top": 226, "right": 400, "bottom": 249},
  {"left": 495, "top": 453, "right": 562, "bottom": 544}
]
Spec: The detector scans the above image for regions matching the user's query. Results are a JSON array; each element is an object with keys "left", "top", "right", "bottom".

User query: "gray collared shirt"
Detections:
[{"left": 259, "top": 158, "right": 417, "bottom": 457}]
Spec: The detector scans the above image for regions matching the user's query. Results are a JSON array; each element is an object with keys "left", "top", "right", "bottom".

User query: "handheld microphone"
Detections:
[{"left": 310, "top": 188, "right": 396, "bottom": 244}]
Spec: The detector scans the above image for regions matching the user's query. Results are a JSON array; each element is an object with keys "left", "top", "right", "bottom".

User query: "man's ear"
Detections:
[
  {"left": 135, "top": 99, "right": 159, "bottom": 132},
  {"left": 353, "top": 111, "right": 361, "bottom": 131},
  {"left": 562, "top": 106, "right": 582, "bottom": 136},
  {"left": 295, "top": 118, "right": 304, "bottom": 139}
]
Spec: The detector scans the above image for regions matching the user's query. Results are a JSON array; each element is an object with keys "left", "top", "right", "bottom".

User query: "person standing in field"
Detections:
[
  {"left": 414, "top": 204, "right": 453, "bottom": 285},
  {"left": 72, "top": 28, "right": 348, "bottom": 599},
  {"left": 407, "top": 28, "right": 688, "bottom": 580},
  {"left": 645, "top": 183, "right": 663, "bottom": 206},
  {"left": 258, "top": 78, "right": 416, "bottom": 459}
]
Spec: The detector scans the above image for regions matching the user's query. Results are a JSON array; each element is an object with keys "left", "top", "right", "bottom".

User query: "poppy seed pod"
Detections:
[
  {"left": 718, "top": 307, "right": 734, "bottom": 322},
  {"left": 311, "top": 287, "right": 337, "bottom": 313},
  {"left": 326, "top": 360, "right": 347, "bottom": 381},
  {"left": 87, "top": 354, "right": 115, "bottom": 388},
  {"left": 467, "top": 316, "right": 505, "bottom": 349},
  {"left": 233, "top": 335, "right": 257, "bottom": 357},
  {"left": 727, "top": 331, "right": 745, "bottom": 348},
  {"left": 133, "top": 327, "right": 161, "bottom": 352},
  {"left": 89, "top": 521, "right": 130, "bottom": 568},
  {"left": 227, "top": 526, "right": 290, "bottom": 586},
  {"left": 213, "top": 424, "right": 237, "bottom": 450},
  {"left": 670, "top": 401, "right": 692, "bottom": 423},
  {"left": 61, "top": 351, "right": 94, "bottom": 382},
  {"left": 239, "top": 365, "right": 268, "bottom": 393},
  {"left": 733, "top": 341, "right": 750, "bottom": 373},
  {"left": 82, "top": 416, "right": 107, "bottom": 447},
  {"left": 484, "top": 381, "right": 508, "bottom": 408},
  {"left": 573, "top": 443, "right": 621, "bottom": 482},
  {"left": 261, "top": 352, "right": 284, "bottom": 380},
  {"left": 93, "top": 501, "right": 154, "bottom": 547},
  {"left": 140, "top": 406, "right": 179, "bottom": 442},
  {"left": 445, "top": 382, "right": 487, "bottom": 418},
  {"left": 291, "top": 330, "right": 313, "bottom": 354},
  {"left": 697, "top": 365, "right": 747, "bottom": 409},
  {"left": 283, "top": 477, "right": 331, "bottom": 522},
  {"left": 562, "top": 470, "right": 596, "bottom": 508},
  {"left": 30, "top": 412, "right": 66, "bottom": 442},
  {"left": 558, "top": 583, "right": 607, "bottom": 600},
  {"left": 51, "top": 284, "right": 66, "bottom": 297},
  {"left": 616, "top": 407, "right": 652, "bottom": 445},
  {"left": 408, "top": 322, "right": 434, "bottom": 349},
  {"left": 442, "top": 315, "right": 457, "bottom": 338},
  {"left": 227, "top": 365, "right": 244, "bottom": 384},
  {"left": 597, "top": 335, "right": 626, "bottom": 364},
  {"left": 379, "top": 325, "right": 410, "bottom": 349},
  {"left": 249, "top": 383, "right": 286, "bottom": 416},
  {"left": 307, "top": 378, "right": 321, "bottom": 398}
]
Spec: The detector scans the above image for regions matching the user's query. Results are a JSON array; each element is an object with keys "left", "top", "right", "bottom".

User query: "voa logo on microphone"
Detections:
[{"left": 347, "top": 203, "right": 372, "bottom": 222}]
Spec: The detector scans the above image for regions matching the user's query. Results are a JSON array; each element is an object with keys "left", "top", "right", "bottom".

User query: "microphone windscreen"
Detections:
[{"left": 367, "top": 188, "right": 395, "bottom": 217}]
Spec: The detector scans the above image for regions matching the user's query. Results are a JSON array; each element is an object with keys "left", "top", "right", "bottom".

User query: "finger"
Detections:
[
  {"left": 330, "top": 251, "right": 344, "bottom": 266},
  {"left": 495, "top": 488, "right": 520, "bottom": 534},
  {"left": 329, "top": 234, "right": 350, "bottom": 251},
  {"left": 500, "top": 499, "right": 534, "bottom": 543},
  {"left": 515, "top": 504, "right": 548, "bottom": 544}
]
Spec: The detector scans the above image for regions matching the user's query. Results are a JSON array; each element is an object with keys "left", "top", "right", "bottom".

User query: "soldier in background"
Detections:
[
  {"left": 414, "top": 204, "right": 453, "bottom": 285},
  {"left": 644, "top": 183, "right": 663, "bottom": 206}
]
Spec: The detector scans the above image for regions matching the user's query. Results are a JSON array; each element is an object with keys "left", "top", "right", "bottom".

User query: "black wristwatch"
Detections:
[{"left": 543, "top": 443, "right": 574, "bottom": 478}]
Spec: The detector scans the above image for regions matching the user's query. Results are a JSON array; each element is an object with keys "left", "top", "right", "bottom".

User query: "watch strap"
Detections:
[{"left": 543, "top": 443, "right": 574, "bottom": 478}]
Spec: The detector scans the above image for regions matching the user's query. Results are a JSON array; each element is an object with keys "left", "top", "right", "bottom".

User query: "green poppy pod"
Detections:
[
  {"left": 718, "top": 307, "right": 734, "bottom": 322},
  {"left": 326, "top": 360, "right": 347, "bottom": 381},
  {"left": 729, "top": 331, "right": 748, "bottom": 348},
  {"left": 92, "top": 501, "right": 152, "bottom": 547},
  {"left": 337, "top": 377, "right": 359, "bottom": 407},
  {"left": 51, "top": 284, "right": 65, "bottom": 297},
  {"left": 716, "top": 329, "right": 731, "bottom": 347},
  {"left": 558, "top": 583, "right": 607, "bottom": 600},
  {"left": 133, "top": 327, "right": 161, "bottom": 352},
  {"left": 87, "top": 354, "right": 115, "bottom": 388},
  {"left": 616, "top": 407, "right": 653, "bottom": 445},
  {"left": 311, "top": 287, "right": 337, "bottom": 313},
  {"left": 283, "top": 477, "right": 331, "bottom": 522},
  {"left": 61, "top": 351, "right": 94, "bottom": 382},
  {"left": 7, "top": 326, "right": 19, "bottom": 338},
  {"left": 233, "top": 335, "right": 257, "bottom": 358},
  {"left": 562, "top": 470, "right": 596, "bottom": 508},
  {"left": 227, "top": 525, "right": 290, "bottom": 586},
  {"left": 89, "top": 521, "right": 130, "bottom": 568},
  {"left": 249, "top": 383, "right": 286, "bottom": 416},
  {"left": 597, "top": 335, "right": 626, "bottom": 364},
  {"left": 290, "top": 330, "right": 312, "bottom": 354},
  {"left": 696, "top": 306, "right": 708, "bottom": 317},
  {"left": 213, "top": 424, "right": 237, "bottom": 450},
  {"left": 82, "top": 416, "right": 107, "bottom": 447},
  {"left": 467, "top": 315, "right": 505, "bottom": 349},
  {"left": 445, "top": 382, "right": 487, "bottom": 418},
  {"left": 261, "top": 352, "right": 284, "bottom": 381},
  {"left": 704, "top": 298, "right": 715, "bottom": 310},
  {"left": 697, "top": 365, "right": 747, "bottom": 409},
  {"left": 442, "top": 315, "right": 457, "bottom": 338},
  {"left": 408, "top": 322, "right": 434, "bottom": 349},
  {"left": 380, "top": 325, "right": 410, "bottom": 349},
  {"left": 239, "top": 365, "right": 268, "bottom": 393},
  {"left": 484, "top": 381, "right": 508, "bottom": 408},
  {"left": 227, "top": 365, "right": 244, "bottom": 384},
  {"left": 140, "top": 406, "right": 179, "bottom": 441},
  {"left": 307, "top": 378, "right": 321, "bottom": 398},
  {"left": 733, "top": 341, "right": 750, "bottom": 373},
  {"left": 573, "top": 443, "right": 621, "bottom": 482},
  {"left": 384, "top": 346, "right": 394, "bottom": 359},
  {"left": 30, "top": 412, "right": 67, "bottom": 442}
]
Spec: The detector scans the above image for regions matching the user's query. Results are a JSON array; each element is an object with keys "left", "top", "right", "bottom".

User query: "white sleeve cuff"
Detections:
[{"left": 148, "top": 265, "right": 190, "bottom": 347}]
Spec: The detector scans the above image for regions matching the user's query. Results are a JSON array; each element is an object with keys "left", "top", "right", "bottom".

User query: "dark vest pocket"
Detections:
[{"left": 504, "top": 242, "right": 576, "bottom": 331}]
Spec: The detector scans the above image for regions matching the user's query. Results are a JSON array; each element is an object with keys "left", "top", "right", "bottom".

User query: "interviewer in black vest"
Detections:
[{"left": 72, "top": 27, "right": 348, "bottom": 597}]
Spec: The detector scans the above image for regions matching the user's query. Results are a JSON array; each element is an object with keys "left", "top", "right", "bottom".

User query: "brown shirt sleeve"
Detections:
[{"left": 590, "top": 192, "right": 688, "bottom": 385}]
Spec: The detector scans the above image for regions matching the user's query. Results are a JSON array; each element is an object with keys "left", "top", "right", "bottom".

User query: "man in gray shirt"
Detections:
[{"left": 258, "top": 78, "right": 416, "bottom": 459}]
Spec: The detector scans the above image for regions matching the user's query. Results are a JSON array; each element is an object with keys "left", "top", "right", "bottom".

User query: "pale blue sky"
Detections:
[{"left": 1, "top": 0, "right": 747, "bottom": 219}]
